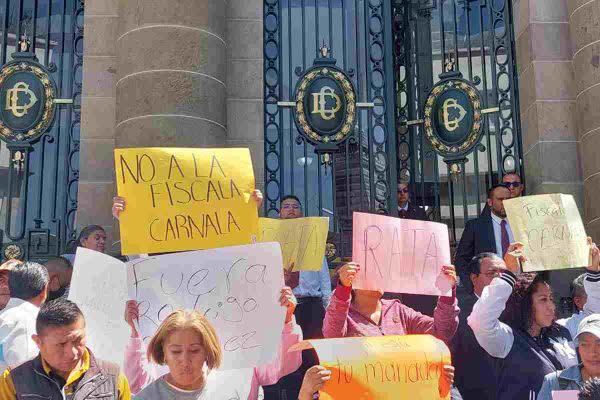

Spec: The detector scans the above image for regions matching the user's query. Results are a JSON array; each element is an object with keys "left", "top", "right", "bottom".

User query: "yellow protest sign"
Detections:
[
  {"left": 258, "top": 217, "right": 329, "bottom": 271},
  {"left": 504, "top": 194, "right": 588, "bottom": 271},
  {"left": 114, "top": 148, "right": 258, "bottom": 255},
  {"left": 292, "top": 335, "right": 451, "bottom": 400}
]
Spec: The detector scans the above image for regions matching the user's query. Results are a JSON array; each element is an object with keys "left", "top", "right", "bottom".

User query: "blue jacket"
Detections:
[{"left": 538, "top": 364, "right": 584, "bottom": 400}]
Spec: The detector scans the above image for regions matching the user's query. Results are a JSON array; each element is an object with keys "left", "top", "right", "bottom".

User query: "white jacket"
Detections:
[{"left": 0, "top": 298, "right": 40, "bottom": 372}]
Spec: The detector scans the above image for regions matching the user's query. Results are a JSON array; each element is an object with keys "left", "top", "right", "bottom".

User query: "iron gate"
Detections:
[
  {"left": 263, "top": 0, "right": 523, "bottom": 258},
  {"left": 0, "top": 0, "right": 83, "bottom": 261},
  {"left": 393, "top": 0, "right": 523, "bottom": 245}
]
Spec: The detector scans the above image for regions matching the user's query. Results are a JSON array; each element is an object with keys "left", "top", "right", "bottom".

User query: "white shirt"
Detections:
[
  {"left": 0, "top": 298, "right": 40, "bottom": 371},
  {"left": 490, "top": 212, "right": 514, "bottom": 257},
  {"left": 398, "top": 203, "right": 409, "bottom": 212}
]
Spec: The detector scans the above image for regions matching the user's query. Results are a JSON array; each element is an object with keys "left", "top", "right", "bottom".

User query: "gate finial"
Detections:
[{"left": 18, "top": 35, "right": 30, "bottom": 52}]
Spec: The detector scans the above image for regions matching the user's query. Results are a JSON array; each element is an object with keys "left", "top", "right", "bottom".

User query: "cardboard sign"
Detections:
[
  {"left": 504, "top": 194, "right": 588, "bottom": 271},
  {"left": 351, "top": 212, "right": 452, "bottom": 296},
  {"left": 258, "top": 217, "right": 329, "bottom": 271},
  {"left": 126, "top": 242, "right": 286, "bottom": 370},
  {"left": 68, "top": 248, "right": 129, "bottom": 368},
  {"left": 551, "top": 391, "right": 579, "bottom": 400},
  {"left": 205, "top": 368, "right": 254, "bottom": 400},
  {"left": 292, "top": 335, "right": 451, "bottom": 400},
  {"left": 114, "top": 147, "right": 258, "bottom": 255}
]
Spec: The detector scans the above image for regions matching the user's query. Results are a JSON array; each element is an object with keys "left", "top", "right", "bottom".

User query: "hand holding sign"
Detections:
[
  {"left": 114, "top": 148, "right": 259, "bottom": 255},
  {"left": 504, "top": 194, "right": 588, "bottom": 271},
  {"left": 503, "top": 242, "right": 527, "bottom": 274},
  {"left": 126, "top": 243, "right": 285, "bottom": 369},
  {"left": 292, "top": 335, "right": 452, "bottom": 400},
  {"left": 588, "top": 237, "right": 599, "bottom": 271},
  {"left": 299, "top": 366, "right": 332, "bottom": 400},
  {"left": 338, "top": 263, "right": 360, "bottom": 287}
]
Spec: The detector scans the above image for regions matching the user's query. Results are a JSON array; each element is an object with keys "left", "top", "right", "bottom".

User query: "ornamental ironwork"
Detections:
[
  {"left": 0, "top": 50, "right": 57, "bottom": 143},
  {"left": 423, "top": 73, "right": 484, "bottom": 160},
  {"left": 292, "top": 48, "right": 357, "bottom": 151}
]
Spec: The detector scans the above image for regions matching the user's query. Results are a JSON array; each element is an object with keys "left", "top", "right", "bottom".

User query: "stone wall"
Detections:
[
  {"left": 514, "top": 0, "right": 583, "bottom": 206},
  {"left": 78, "top": 0, "right": 119, "bottom": 251},
  {"left": 568, "top": 0, "right": 600, "bottom": 241}
]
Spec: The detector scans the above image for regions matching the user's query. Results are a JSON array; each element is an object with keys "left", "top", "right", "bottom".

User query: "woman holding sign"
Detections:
[
  {"left": 125, "top": 287, "right": 302, "bottom": 399},
  {"left": 323, "top": 262, "right": 459, "bottom": 395},
  {"left": 323, "top": 263, "right": 459, "bottom": 342},
  {"left": 467, "top": 240, "right": 600, "bottom": 400}
]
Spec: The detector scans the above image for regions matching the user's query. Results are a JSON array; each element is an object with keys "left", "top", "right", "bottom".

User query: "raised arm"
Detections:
[
  {"left": 253, "top": 288, "right": 303, "bottom": 387},
  {"left": 467, "top": 270, "right": 516, "bottom": 358},
  {"left": 322, "top": 263, "right": 358, "bottom": 338},
  {"left": 404, "top": 265, "right": 459, "bottom": 344}
]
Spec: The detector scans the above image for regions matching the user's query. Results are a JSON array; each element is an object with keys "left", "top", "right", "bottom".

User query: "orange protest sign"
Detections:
[{"left": 293, "top": 335, "right": 452, "bottom": 400}]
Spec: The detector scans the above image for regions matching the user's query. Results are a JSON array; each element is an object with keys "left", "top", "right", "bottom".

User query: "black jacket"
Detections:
[
  {"left": 398, "top": 202, "right": 428, "bottom": 221},
  {"left": 454, "top": 213, "right": 496, "bottom": 279}
]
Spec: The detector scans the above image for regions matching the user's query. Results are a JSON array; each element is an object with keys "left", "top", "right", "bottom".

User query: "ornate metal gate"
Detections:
[
  {"left": 393, "top": 0, "right": 523, "bottom": 245},
  {"left": 0, "top": 0, "right": 83, "bottom": 261},
  {"left": 263, "top": 0, "right": 523, "bottom": 258}
]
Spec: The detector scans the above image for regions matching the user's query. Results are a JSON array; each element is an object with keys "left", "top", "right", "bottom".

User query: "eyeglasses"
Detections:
[
  {"left": 281, "top": 204, "right": 300, "bottom": 210},
  {"left": 504, "top": 182, "right": 522, "bottom": 188},
  {"left": 398, "top": 188, "right": 409, "bottom": 194}
]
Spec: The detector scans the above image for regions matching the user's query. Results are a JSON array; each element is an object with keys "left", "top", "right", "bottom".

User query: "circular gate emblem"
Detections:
[
  {"left": 294, "top": 66, "right": 356, "bottom": 146},
  {"left": 423, "top": 79, "right": 483, "bottom": 158},
  {"left": 0, "top": 60, "right": 57, "bottom": 143}
]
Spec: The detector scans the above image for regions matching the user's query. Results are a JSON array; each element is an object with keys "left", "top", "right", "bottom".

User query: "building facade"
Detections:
[{"left": 0, "top": 0, "right": 597, "bottom": 275}]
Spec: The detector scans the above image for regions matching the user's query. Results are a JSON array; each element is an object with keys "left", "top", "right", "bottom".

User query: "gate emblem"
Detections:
[
  {"left": 312, "top": 86, "right": 342, "bottom": 120},
  {"left": 292, "top": 48, "right": 357, "bottom": 150},
  {"left": 423, "top": 77, "right": 484, "bottom": 159},
  {"left": 0, "top": 50, "right": 57, "bottom": 143},
  {"left": 442, "top": 97, "right": 467, "bottom": 132},
  {"left": 5, "top": 82, "right": 39, "bottom": 118}
]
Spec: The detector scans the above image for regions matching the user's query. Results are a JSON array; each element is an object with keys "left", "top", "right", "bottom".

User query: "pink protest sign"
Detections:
[{"left": 351, "top": 212, "right": 452, "bottom": 296}]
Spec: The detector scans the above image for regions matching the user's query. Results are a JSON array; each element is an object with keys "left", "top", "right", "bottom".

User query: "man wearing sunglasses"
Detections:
[
  {"left": 502, "top": 173, "right": 524, "bottom": 198},
  {"left": 397, "top": 182, "right": 428, "bottom": 221}
]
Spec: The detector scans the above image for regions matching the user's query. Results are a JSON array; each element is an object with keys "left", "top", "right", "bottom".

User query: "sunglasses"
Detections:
[
  {"left": 504, "top": 182, "right": 522, "bottom": 188},
  {"left": 398, "top": 188, "right": 409, "bottom": 194},
  {"left": 281, "top": 204, "right": 300, "bottom": 210}
]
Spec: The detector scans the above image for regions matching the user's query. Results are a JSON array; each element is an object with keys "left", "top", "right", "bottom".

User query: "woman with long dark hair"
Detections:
[{"left": 468, "top": 241, "right": 600, "bottom": 399}]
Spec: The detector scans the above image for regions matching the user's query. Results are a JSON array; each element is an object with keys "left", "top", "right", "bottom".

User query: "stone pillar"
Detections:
[
  {"left": 568, "top": 0, "right": 600, "bottom": 240},
  {"left": 513, "top": 0, "right": 583, "bottom": 296},
  {"left": 514, "top": 0, "right": 583, "bottom": 201},
  {"left": 115, "top": 1, "right": 227, "bottom": 148},
  {"left": 77, "top": 0, "right": 119, "bottom": 249},
  {"left": 226, "top": 0, "right": 265, "bottom": 191}
]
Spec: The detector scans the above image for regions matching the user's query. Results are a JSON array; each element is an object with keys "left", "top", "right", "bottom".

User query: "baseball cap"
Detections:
[{"left": 577, "top": 314, "right": 600, "bottom": 341}]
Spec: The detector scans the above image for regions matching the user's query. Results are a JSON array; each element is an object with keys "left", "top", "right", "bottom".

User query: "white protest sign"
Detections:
[
  {"left": 206, "top": 368, "right": 254, "bottom": 400},
  {"left": 126, "top": 242, "right": 286, "bottom": 370},
  {"left": 68, "top": 248, "right": 129, "bottom": 368}
]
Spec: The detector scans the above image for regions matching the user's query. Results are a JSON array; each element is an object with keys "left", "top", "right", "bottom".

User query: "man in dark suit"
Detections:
[
  {"left": 451, "top": 253, "right": 502, "bottom": 400},
  {"left": 397, "top": 182, "right": 428, "bottom": 220},
  {"left": 389, "top": 182, "right": 435, "bottom": 315},
  {"left": 455, "top": 184, "right": 513, "bottom": 282}
]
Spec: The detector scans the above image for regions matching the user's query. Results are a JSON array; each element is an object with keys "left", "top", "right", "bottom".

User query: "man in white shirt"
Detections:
[{"left": 0, "top": 262, "right": 49, "bottom": 372}]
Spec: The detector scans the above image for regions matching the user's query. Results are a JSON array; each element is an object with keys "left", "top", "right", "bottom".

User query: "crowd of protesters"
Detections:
[{"left": 0, "top": 173, "right": 599, "bottom": 399}]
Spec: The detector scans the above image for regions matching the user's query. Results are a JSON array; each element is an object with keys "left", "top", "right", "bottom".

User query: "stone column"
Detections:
[
  {"left": 514, "top": 0, "right": 583, "bottom": 203},
  {"left": 568, "top": 0, "right": 600, "bottom": 240},
  {"left": 513, "top": 0, "right": 583, "bottom": 296},
  {"left": 77, "top": 0, "right": 119, "bottom": 248},
  {"left": 115, "top": 0, "right": 228, "bottom": 148},
  {"left": 226, "top": 0, "right": 264, "bottom": 191}
]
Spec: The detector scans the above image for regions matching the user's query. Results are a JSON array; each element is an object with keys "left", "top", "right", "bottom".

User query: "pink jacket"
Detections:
[
  {"left": 323, "top": 285, "right": 459, "bottom": 344},
  {"left": 124, "top": 318, "right": 303, "bottom": 398}
]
